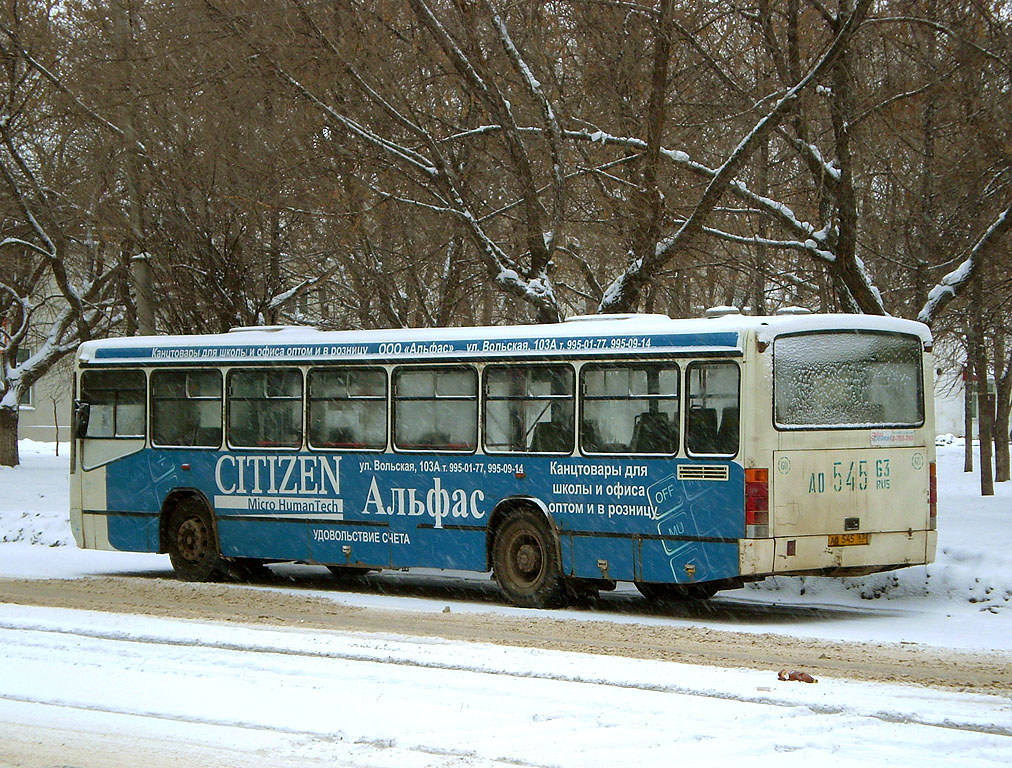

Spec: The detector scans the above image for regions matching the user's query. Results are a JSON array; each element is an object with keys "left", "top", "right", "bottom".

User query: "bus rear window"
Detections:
[{"left": 774, "top": 331, "right": 924, "bottom": 428}]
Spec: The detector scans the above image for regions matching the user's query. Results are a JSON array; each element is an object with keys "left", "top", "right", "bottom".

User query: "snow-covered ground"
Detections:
[
  {"left": 2, "top": 603, "right": 1009, "bottom": 768},
  {"left": 2, "top": 439, "right": 1012, "bottom": 766}
]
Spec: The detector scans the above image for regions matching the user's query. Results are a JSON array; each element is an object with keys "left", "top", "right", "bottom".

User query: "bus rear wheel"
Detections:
[
  {"left": 635, "top": 581, "right": 719, "bottom": 602},
  {"left": 493, "top": 511, "right": 564, "bottom": 608},
  {"left": 166, "top": 499, "right": 223, "bottom": 582}
]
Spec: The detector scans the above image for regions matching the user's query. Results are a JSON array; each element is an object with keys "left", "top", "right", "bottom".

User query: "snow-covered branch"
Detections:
[
  {"left": 0, "top": 236, "right": 53, "bottom": 259},
  {"left": 0, "top": 282, "right": 31, "bottom": 347},
  {"left": 596, "top": 0, "right": 869, "bottom": 313},
  {"left": 267, "top": 261, "right": 343, "bottom": 313},
  {"left": 698, "top": 225, "right": 836, "bottom": 262},
  {"left": 918, "top": 201, "right": 1012, "bottom": 326},
  {"left": 486, "top": 1, "right": 565, "bottom": 256},
  {"left": 280, "top": 69, "right": 438, "bottom": 177}
]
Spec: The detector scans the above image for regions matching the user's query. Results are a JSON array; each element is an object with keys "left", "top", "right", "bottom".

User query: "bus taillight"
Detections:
[
  {"left": 929, "top": 461, "right": 937, "bottom": 530},
  {"left": 745, "top": 467, "right": 769, "bottom": 537}
]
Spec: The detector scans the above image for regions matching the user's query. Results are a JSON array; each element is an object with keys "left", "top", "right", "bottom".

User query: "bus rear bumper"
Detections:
[{"left": 739, "top": 530, "right": 935, "bottom": 577}]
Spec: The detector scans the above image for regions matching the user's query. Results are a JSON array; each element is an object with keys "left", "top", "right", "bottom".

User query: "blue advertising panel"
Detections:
[
  {"left": 100, "top": 448, "right": 745, "bottom": 584},
  {"left": 90, "top": 331, "right": 741, "bottom": 364}
]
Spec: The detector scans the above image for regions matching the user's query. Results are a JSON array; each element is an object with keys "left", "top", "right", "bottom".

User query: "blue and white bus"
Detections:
[{"left": 69, "top": 311, "right": 937, "bottom": 607}]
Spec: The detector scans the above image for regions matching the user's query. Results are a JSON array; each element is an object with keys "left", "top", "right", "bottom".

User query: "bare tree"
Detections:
[{"left": 0, "top": 3, "right": 126, "bottom": 465}]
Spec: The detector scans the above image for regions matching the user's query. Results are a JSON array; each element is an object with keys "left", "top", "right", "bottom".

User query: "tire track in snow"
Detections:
[
  {"left": 5, "top": 574, "right": 1011, "bottom": 696},
  {"left": 0, "top": 696, "right": 549, "bottom": 768},
  {"left": 2, "top": 617, "right": 1010, "bottom": 740},
  {"left": 0, "top": 694, "right": 542, "bottom": 768}
]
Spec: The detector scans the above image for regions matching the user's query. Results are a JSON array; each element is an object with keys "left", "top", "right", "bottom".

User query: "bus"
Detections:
[{"left": 69, "top": 311, "right": 937, "bottom": 608}]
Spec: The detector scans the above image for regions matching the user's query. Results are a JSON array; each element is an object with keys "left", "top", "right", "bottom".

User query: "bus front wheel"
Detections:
[
  {"left": 493, "top": 511, "right": 564, "bottom": 608},
  {"left": 166, "top": 499, "right": 222, "bottom": 582}
]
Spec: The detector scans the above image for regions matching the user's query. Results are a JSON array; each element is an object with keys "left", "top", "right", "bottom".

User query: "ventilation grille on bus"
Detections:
[{"left": 677, "top": 465, "right": 730, "bottom": 482}]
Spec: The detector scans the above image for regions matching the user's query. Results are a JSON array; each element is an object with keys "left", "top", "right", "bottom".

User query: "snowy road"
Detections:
[{"left": 1, "top": 603, "right": 1011, "bottom": 768}]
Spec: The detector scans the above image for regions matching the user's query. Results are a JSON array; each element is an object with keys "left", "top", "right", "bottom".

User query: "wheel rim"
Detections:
[
  {"left": 176, "top": 516, "right": 209, "bottom": 563},
  {"left": 506, "top": 530, "right": 545, "bottom": 588}
]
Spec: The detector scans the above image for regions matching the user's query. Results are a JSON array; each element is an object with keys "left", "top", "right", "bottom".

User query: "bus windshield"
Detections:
[{"left": 774, "top": 331, "right": 924, "bottom": 429}]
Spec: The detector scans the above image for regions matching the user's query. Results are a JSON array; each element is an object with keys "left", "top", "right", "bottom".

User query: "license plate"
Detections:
[{"left": 828, "top": 533, "right": 869, "bottom": 547}]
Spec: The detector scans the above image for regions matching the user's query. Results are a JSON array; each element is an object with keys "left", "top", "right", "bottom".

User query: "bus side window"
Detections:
[
  {"left": 394, "top": 366, "right": 477, "bottom": 452},
  {"left": 308, "top": 368, "right": 386, "bottom": 450},
  {"left": 715, "top": 406, "right": 739, "bottom": 454},
  {"left": 484, "top": 364, "right": 574, "bottom": 454},
  {"left": 630, "top": 411, "right": 677, "bottom": 454},
  {"left": 227, "top": 368, "right": 303, "bottom": 449},
  {"left": 686, "top": 362, "right": 740, "bottom": 457},
  {"left": 79, "top": 370, "right": 146, "bottom": 439},
  {"left": 580, "top": 363, "right": 679, "bottom": 455},
  {"left": 687, "top": 407, "right": 718, "bottom": 454},
  {"left": 151, "top": 370, "right": 222, "bottom": 448}
]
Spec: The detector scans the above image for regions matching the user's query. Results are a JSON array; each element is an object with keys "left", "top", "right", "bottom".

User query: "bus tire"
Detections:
[
  {"left": 635, "top": 581, "right": 719, "bottom": 602},
  {"left": 326, "top": 565, "right": 374, "bottom": 579},
  {"left": 493, "top": 511, "right": 564, "bottom": 608},
  {"left": 225, "top": 557, "right": 269, "bottom": 582},
  {"left": 166, "top": 498, "right": 223, "bottom": 582}
]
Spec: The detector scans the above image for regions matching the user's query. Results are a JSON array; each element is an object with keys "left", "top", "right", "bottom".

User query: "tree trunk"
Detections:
[
  {"left": 0, "top": 406, "right": 20, "bottom": 468},
  {"left": 971, "top": 295, "right": 994, "bottom": 495},
  {"left": 53, "top": 397, "right": 60, "bottom": 457},
  {"left": 963, "top": 360, "right": 974, "bottom": 473},
  {"left": 992, "top": 330, "right": 1011, "bottom": 482},
  {"left": 995, "top": 390, "right": 1010, "bottom": 482},
  {"left": 132, "top": 254, "right": 155, "bottom": 335},
  {"left": 116, "top": 0, "right": 154, "bottom": 336}
]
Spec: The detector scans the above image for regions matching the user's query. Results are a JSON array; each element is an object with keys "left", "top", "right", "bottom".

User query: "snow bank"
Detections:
[{"left": 0, "top": 440, "right": 72, "bottom": 547}]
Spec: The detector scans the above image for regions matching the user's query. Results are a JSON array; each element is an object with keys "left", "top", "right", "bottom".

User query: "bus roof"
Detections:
[{"left": 77, "top": 313, "right": 932, "bottom": 366}]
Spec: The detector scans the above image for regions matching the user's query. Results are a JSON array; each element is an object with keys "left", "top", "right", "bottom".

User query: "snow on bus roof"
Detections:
[
  {"left": 749, "top": 312, "right": 932, "bottom": 344},
  {"left": 76, "top": 312, "right": 931, "bottom": 365}
]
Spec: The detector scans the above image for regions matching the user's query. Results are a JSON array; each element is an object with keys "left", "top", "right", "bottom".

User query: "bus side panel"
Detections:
[
  {"left": 395, "top": 528, "right": 487, "bottom": 572},
  {"left": 106, "top": 513, "right": 160, "bottom": 552},
  {"left": 637, "top": 538, "right": 740, "bottom": 584},
  {"left": 558, "top": 460, "right": 745, "bottom": 584},
  {"left": 106, "top": 451, "right": 186, "bottom": 514},
  {"left": 76, "top": 456, "right": 150, "bottom": 553},
  {"left": 566, "top": 534, "right": 635, "bottom": 581},
  {"left": 218, "top": 519, "right": 310, "bottom": 561},
  {"left": 644, "top": 465, "right": 745, "bottom": 540},
  {"left": 307, "top": 523, "right": 390, "bottom": 567}
]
